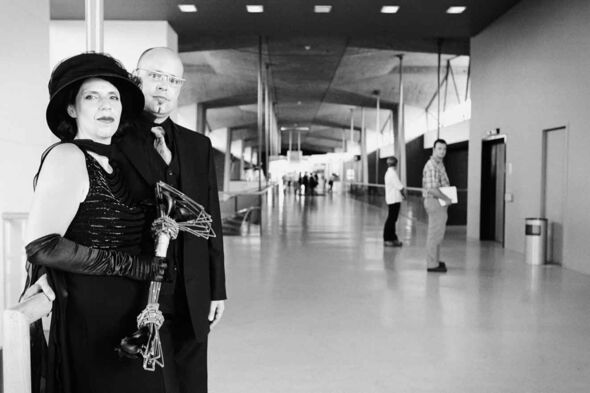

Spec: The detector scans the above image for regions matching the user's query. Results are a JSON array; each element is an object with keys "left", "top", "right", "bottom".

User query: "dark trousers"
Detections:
[
  {"left": 383, "top": 202, "right": 401, "bottom": 241},
  {"left": 160, "top": 318, "right": 208, "bottom": 393}
]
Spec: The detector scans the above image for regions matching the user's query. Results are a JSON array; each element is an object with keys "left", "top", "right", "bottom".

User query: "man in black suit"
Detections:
[{"left": 113, "top": 47, "right": 226, "bottom": 393}]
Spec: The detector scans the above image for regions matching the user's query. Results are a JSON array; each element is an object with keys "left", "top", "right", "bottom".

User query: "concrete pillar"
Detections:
[
  {"left": 396, "top": 54, "right": 407, "bottom": 185},
  {"left": 375, "top": 93, "right": 380, "bottom": 183},
  {"left": 361, "top": 107, "right": 368, "bottom": 184},
  {"left": 196, "top": 103, "right": 206, "bottom": 135},
  {"left": 223, "top": 128, "right": 232, "bottom": 192},
  {"left": 240, "top": 140, "right": 245, "bottom": 180},
  {"left": 349, "top": 108, "right": 354, "bottom": 146},
  {"left": 85, "top": 0, "right": 104, "bottom": 52},
  {"left": 257, "top": 37, "right": 263, "bottom": 190}
]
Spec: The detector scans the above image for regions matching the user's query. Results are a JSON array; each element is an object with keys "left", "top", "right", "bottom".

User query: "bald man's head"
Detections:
[{"left": 135, "top": 47, "right": 185, "bottom": 122}]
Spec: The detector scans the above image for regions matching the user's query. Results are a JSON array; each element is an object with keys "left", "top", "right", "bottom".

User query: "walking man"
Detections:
[{"left": 422, "top": 139, "right": 452, "bottom": 273}]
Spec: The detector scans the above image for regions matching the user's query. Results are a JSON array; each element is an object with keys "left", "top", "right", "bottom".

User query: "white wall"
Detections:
[
  {"left": 424, "top": 120, "right": 470, "bottom": 148},
  {"left": 468, "top": 0, "right": 590, "bottom": 273},
  {"left": 175, "top": 103, "right": 197, "bottom": 131},
  {"left": 50, "top": 21, "right": 177, "bottom": 70},
  {"left": 0, "top": 0, "right": 52, "bottom": 347}
]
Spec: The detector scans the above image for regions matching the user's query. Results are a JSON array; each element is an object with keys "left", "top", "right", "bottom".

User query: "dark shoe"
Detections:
[{"left": 427, "top": 262, "right": 447, "bottom": 273}]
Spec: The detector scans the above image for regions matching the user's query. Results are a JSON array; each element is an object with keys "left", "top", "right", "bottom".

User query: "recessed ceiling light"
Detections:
[
  {"left": 246, "top": 5, "right": 264, "bottom": 13},
  {"left": 304, "top": 45, "right": 311, "bottom": 50},
  {"left": 446, "top": 6, "right": 466, "bottom": 14},
  {"left": 178, "top": 4, "right": 197, "bottom": 12},
  {"left": 314, "top": 5, "right": 332, "bottom": 13},
  {"left": 381, "top": 5, "right": 400, "bottom": 14}
]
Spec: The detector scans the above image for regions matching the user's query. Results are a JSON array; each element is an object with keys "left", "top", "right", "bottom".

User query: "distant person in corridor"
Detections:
[{"left": 383, "top": 156, "right": 406, "bottom": 247}]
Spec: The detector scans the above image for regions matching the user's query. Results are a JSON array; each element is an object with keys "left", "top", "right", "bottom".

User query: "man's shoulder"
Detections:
[
  {"left": 172, "top": 122, "right": 211, "bottom": 146},
  {"left": 423, "top": 157, "right": 435, "bottom": 171}
]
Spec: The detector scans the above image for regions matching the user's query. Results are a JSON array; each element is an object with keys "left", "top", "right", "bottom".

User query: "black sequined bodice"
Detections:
[
  {"left": 58, "top": 148, "right": 163, "bottom": 392},
  {"left": 64, "top": 150, "right": 144, "bottom": 254}
]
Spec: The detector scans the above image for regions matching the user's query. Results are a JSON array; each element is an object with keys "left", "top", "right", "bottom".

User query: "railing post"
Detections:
[
  {"left": 3, "top": 293, "right": 53, "bottom": 393},
  {"left": 3, "top": 310, "right": 31, "bottom": 393}
]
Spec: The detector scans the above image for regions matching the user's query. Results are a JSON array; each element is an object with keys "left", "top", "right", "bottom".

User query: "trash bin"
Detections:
[{"left": 525, "top": 218, "right": 547, "bottom": 265}]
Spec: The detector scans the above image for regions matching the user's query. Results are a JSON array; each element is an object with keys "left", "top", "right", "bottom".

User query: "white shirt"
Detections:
[{"left": 384, "top": 167, "right": 404, "bottom": 204}]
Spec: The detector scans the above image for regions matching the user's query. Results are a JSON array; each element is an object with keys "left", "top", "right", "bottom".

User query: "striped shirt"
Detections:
[{"left": 422, "top": 157, "right": 449, "bottom": 197}]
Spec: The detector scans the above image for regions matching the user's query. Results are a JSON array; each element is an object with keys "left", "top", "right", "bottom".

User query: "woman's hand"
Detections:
[{"left": 21, "top": 273, "right": 56, "bottom": 302}]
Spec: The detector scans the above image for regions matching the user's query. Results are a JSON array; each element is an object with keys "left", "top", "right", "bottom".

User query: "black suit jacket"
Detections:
[{"left": 112, "top": 121, "right": 226, "bottom": 341}]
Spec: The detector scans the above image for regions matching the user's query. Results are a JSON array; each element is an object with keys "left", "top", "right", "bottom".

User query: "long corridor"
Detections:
[{"left": 210, "top": 189, "right": 590, "bottom": 393}]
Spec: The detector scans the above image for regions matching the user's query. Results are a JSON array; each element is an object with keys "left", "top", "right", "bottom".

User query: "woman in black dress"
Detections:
[{"left": 23, "top": 53, "right": 167, "bottom": 393}]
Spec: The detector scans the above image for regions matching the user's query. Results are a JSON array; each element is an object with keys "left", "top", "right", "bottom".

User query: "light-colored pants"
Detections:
[{"left": 424, "top": 197, "right": 448, "bottom": 268}]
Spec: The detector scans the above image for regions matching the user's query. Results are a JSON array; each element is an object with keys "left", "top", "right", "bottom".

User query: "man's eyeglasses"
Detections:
[{"left": 136, "top": 68, "right": 186, "bottom": 87}]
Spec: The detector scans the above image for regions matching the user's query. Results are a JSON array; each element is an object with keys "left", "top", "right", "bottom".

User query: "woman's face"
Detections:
[{"left": 67, "top": 78, "right": 122, "bottom": 143}]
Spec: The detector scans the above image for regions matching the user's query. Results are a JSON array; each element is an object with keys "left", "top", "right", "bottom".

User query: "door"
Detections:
[
  {"left": 542, "top": 127, "right": 567, "bottom": 264},
  {"left": 480, "top": 137, "right": 506, "bottom": 244}
]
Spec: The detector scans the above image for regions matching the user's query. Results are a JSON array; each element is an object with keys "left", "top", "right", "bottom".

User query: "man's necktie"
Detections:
[{"left": 151, "top": 126, "right": 172, "bottom": 165}]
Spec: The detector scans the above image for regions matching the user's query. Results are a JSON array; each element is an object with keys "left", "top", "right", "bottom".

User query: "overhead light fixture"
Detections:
[
  {"left": 280, "top": 125, "right": 310, "bottom": 131},
  {"left": 304, "top": 45, "right": 311, "bottom": 51},
  {"left": 246, "top": 5, "right": 264, "bottom": 13},
  {"left": 446, "top": 6, "right": 466, "bottom": 14},
  {"left": 381, "top": 5, "right": 400, "bottom": 14},
  {"left": 314, "top": 5, "right": 332, "bottom": 13},
  {"left": 178, "top": 4, "right": 197, "bottom": 12}
]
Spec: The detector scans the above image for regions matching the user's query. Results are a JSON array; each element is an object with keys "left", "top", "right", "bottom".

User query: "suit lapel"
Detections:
[
  {"left": 174, "top": 123, "right": 202, "bottom": 201},
  {"left": 117, "top": 128, "right": 159, "bottom": 187}
]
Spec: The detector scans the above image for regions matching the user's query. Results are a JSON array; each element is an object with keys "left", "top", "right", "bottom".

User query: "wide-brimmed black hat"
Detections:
[{"left": 46, "top": 52, "right": 144, "bottom": 140}]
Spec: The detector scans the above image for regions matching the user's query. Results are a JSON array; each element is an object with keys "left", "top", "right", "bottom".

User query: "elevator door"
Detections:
[
  {"left": 480, "top": 138, "right": 506, "bottom": 244},
  {"left": 542, "top": 127, "right": 566, "bottom": 264}
]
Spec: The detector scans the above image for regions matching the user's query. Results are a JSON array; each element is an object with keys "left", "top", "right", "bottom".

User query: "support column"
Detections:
[
  {"left": 395, "top": 54, "right": 407, "bottom": 185},
  {"left": 196, "top": 103, "right": 206, "bottom": 135},
  {"left": 349, "top": 108, "right": 354, "bottom": 147},
  {"left": 240, "top": 140, "right": 245, "bottom": 180},
  {"left": 264, "top": 65, "right": 270, "bottom": 182},
  {"left": 375, "top": 92, "right": 380, "bottom": 184},
  {"left": 85, "top": 0, "right": 104, "bottom": 52},
  {"left": 361, "top": 107, "right": 368, "bottom": 184},
  {"left": 437, "top": 39, "right": 443, "bottom": 139},
  {"left": 223, "top": 128, "right": 232, "bottom": 192},
  {"left": 256, "top": 36, "right": 263, "bottom": 191}
]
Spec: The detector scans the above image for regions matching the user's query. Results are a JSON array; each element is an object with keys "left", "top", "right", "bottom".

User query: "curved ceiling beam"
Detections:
[
  {"left": 202, "top": 94, "right": 258, "bottom": 110},
  {"left": 323, "top": 89, "right": 397, "bottom": 110}
]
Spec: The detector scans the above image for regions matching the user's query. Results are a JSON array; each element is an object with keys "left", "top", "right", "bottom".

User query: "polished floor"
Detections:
[{"left": 209, "top": 188, "right": 590, "bottom": 393}]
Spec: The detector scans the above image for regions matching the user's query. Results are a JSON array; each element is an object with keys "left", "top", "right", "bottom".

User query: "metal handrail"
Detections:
[
  {"left": 219, "top": 183, "right": 276, "bottom": 198},
  {"left": 342, "top": 181, "right": 467, "bottom": 193}
]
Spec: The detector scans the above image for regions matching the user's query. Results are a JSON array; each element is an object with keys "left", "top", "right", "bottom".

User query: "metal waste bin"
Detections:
[{"left": 525, "top": 218, "right": 547, "bottom": 265}]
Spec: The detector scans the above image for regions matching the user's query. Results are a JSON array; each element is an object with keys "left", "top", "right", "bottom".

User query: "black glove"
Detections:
[{"left": 26, "top": 234, "right": 167, "bottom": 282}]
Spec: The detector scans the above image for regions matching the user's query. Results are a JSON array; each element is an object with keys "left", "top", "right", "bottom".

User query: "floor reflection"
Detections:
[{"left": 212, "top": 190, "right": 590, "bottom": 393}]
